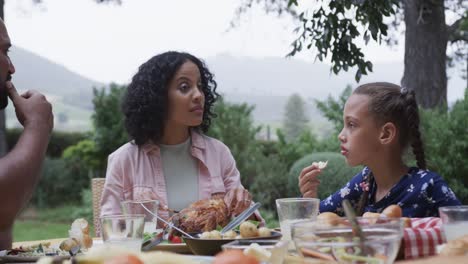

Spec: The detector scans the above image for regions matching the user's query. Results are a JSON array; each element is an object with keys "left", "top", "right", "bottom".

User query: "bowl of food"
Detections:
[
  {"left": 183, "top": 222, "right": 282, "bottom": 256},
  {"left": 292, "top": 217, "right": 404, "bottom": 264}
]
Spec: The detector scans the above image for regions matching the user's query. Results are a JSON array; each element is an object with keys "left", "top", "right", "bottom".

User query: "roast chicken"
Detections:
[{"left": 170, "top": 190, "right": 252, "bottom": 235}]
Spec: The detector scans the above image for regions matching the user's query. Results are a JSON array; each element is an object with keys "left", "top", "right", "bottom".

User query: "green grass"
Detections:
[
  {"left": 13, "top": 205, "right": 95, "bottom": 242},
  {"left": 13, "top": 220, "right": 70, "bottom": 242}
]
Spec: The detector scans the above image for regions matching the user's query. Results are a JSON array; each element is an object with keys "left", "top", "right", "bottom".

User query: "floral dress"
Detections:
[{"left": 320, "top": 167, "right": 461, "bottom": 217}]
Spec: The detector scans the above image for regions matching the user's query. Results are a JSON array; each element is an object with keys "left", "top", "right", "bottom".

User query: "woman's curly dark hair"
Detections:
[{"left": 122, "top": 51, "right": 219, "bottom": 146}]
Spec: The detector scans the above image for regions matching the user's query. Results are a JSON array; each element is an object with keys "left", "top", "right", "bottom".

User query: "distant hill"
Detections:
[
  {"left": 9, "top": 46, "right": 103, "bottom": 109},
  {"left": 7, "top": 46, "right": 466, "bottom": 133}
]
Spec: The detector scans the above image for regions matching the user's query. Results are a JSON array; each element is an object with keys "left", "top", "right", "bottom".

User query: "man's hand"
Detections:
[
  {"left": 7, "top": 81, "right": 53, "bottom": 133},
  {"left": 224, "top": 188, "right": 252, "bottom": 216},
  {"left": 298, "top": 162, "right": 323, "bottom": 198}
]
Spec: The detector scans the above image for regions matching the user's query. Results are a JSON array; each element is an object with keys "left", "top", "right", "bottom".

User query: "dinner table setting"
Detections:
[{"left": 1, "top": 198, "right": 468, "bottom": 264}]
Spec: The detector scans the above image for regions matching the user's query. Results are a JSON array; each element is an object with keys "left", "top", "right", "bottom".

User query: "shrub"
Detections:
[
  {"left": 6, "top": 129, "right": 87, "bottom": 158},
  {"left": 33, "top": 158, "right": 91, "bottom": 208},
  {"left": 249, "top": 153, "right": 289, "bottom": 211},
  {"left": 71, "top": 189, "right": 93, "bottom": 223},
  {"left": 420, "top": 88, "right": 468, "bottom": 203},
  {"left": 288, "top": 152, "right": 362, "bottom": 200}
]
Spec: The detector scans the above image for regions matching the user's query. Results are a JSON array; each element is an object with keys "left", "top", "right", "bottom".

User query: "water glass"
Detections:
[
  {"left": 439, "top": 205, "right": 468, "bottom": 241},
  {"left": 121, "top": 200, "right": 159, "bottom": 234},
  {"left": 100, "top": 214, "right": 145, "bottom": 252},
  {"left": 275, "top": 198, "right": 320, "bottom": 241}
]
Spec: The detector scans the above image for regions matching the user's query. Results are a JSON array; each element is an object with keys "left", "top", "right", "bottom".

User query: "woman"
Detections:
[{"left": 100, "top": 51, "right": 256, "bottom": 222}]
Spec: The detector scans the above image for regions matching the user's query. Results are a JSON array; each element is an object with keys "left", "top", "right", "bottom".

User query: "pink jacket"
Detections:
[{"left": 100, "top": 131, "right": 248, "bottom": 221}]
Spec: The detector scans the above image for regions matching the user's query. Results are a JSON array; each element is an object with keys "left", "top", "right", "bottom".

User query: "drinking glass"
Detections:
[
  {"left": 275, "top": 198, "right": 320, "bottom": 241},
  {"left": 121, "top": 200, "right": 159, "bottom": 234},
  {"left": 100, "top": 214, "right": 145, "bottom": 252},
  {"left": 439, "top": 205, "right": 468, "bottom": 241}
]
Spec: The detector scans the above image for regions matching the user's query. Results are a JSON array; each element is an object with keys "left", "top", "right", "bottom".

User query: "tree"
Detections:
[
  {"left": 0, "top": 0, "right": 121, "bottom": 156},
  {"left": 235, "top": 0, "right": 467, "bottom": 109},
  {"left": 91, "top": 83, "right": 128, "bottom": 172},
  {"left": 283, "top": 93, "right": 309, "bottom": 141},
  {"left": 207, "top": 97, "right": 262, "bottom": 187},
  {"left": 315, "top": 85, "right": 352, "bottom": 133}
]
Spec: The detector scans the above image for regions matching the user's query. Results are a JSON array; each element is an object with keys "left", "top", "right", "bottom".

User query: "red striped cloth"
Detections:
[{"left": 404, "top": 217, "right": 445, "bottom": 259}]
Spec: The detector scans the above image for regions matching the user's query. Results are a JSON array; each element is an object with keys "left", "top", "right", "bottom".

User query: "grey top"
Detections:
[{"left": 160, "top": 138, "right": 199, "bottom": 211}]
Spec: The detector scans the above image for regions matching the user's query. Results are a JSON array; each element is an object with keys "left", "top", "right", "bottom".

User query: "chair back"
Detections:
[{"left": 91, "top": 177, "right": 106, "bottom": 237}]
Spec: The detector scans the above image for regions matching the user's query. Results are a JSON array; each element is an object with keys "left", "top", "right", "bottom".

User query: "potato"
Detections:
[
  {"left": 222, "top": 230, "right": 237, "bottom": 239},
  {"left": 239, "top": 221, "right": 258, "bottom": 238},
  {"left": 209, "top": 230, "right": 222, "bottom": 239},
  {"left": 258, "top": 227, "right": 272, "bottom": 237},
  {"left": 200, "top": 231, "right": 212, "bottom": 239}
]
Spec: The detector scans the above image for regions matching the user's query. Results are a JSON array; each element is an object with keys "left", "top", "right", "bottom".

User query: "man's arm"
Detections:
[{"left": 0, "top": 82, "right": 53, "bottom": 249}]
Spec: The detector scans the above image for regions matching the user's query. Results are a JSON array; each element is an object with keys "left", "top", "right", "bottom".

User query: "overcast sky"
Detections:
[{"left": 4, "top": 0, "right": 408, "bottom": 84}]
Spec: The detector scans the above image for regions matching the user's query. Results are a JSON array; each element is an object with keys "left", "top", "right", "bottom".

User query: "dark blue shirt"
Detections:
[{"left": 320, "top": 167, "right": 461, "bottom": 217}]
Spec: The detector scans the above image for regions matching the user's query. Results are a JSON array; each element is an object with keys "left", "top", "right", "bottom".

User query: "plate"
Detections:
[{"left": 150, "top": 242, "right": 191, "bottom": 254}]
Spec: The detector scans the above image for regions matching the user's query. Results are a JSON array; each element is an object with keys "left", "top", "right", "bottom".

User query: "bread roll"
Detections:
[
  {"left": 381, "top": 205, "right": 402, "bottom": 218},
  {"left": 317, "top": 212, "right": 341, "bottom": 226}
]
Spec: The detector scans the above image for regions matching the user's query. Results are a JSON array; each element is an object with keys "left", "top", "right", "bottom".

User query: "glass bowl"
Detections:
[{"left": 292, "top": 217, "right": 404, "bottom": 264}]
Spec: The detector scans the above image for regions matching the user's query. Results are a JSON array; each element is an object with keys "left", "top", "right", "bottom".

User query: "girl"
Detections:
[
  {"left": 299, "top": 82, "right": 460, "bottom": 217},
  {"left": 100, "top": 51, "right": 256, "bottom": 221}
]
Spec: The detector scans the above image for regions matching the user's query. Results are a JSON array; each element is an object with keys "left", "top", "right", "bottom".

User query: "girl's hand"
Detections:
[
  {"left": 298, "top": 162, "right": 323, "bottom": 198},
  {"left": 224, "top": 188, "right": 252, "bottom": 216}
]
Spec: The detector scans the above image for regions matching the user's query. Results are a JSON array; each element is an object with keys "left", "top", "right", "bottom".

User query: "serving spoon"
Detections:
[{"left": 342, "top": 199, "right": 374, "bottom": 256}]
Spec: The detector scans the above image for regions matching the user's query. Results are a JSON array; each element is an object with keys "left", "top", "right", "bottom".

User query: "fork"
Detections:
[{"left": 141, "top": 225, "right": 171, "bottom": 251}]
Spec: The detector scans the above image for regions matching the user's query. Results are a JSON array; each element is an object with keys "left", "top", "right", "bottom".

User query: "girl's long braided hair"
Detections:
[{"left": 354, "top": 82, "right": 426, "bottom": 215}]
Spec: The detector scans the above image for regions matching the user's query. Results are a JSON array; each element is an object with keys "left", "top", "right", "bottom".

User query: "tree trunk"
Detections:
[
  {"left": 401, "top": 0, "right": 448, "bottom": 109},
  {"left": 0, "top": 0, "right": 7, "bottom": 157}
]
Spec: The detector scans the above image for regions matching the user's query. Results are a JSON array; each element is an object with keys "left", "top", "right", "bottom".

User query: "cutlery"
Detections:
[
  {"left": 139, "top": 202, "right": 194, "bottom": 238},
  {"left": 141, "top": 228, "right": 167, "bottom": 251},
  {"left": 342, "top": 199, "right": 373, "bottom": 256},
  {"left": 220, "top": 202, "right": 261, "bottom": 235}
]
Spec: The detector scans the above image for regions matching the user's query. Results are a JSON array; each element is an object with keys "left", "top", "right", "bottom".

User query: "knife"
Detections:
[{"left": 220, "top": 202, "right": 261, "bottom": 235}]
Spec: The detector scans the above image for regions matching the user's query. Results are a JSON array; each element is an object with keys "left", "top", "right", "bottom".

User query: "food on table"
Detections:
[
  {"left": 68, "top": 245, "right": 200, "bottom": 264},
  {"left": 240, "top": 221, "right": 259, "bottom": 238},
  {"left": 440, "top": 234, "right": 468, "bottom": 256},
  {"left": 59, "top": 238, "right": 80, "bottom": 251},
  {"left": 243, "top": 243, "right": 272, "bottom": 262},
  {"left": 103, "top": 254, "right": 143, "bottom": 264},
  {"left": 212, "top": 250, "right": 260, "bottom": 264},
  {"left": 362, "top": 212, "right": 381, "bottom": 218},
  {"left": 222, "top": 230, "right": 237, "bottom": 239},
  {"left": 169, "top": 198, "right": 229, "bottom": 235},
  {"left": 317, "top": 212, "right": 342, "bottom": 226},
  {"left": 258, "top": 227, "right": 272, "bottom": 237},
  {"left": 167, "top": 234, "right": 183, "bottom": 244},
  {"left": 361, "top": 205, "right": 411, "bottom": 228},
  {"left": 381, "top": 204, "right": 402, "bottom": 218},
  {"left": 199, "top": 230, "right": 223, "bottom": 239},
  {"left": 197, "top": 221, "right": 273, "bottom": 240},
  {"left": 6, "top": 242, "right": 68, "bottom": 258},
  {"left": 68, "top": 218, "right": 93, "bottom": 249}
]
